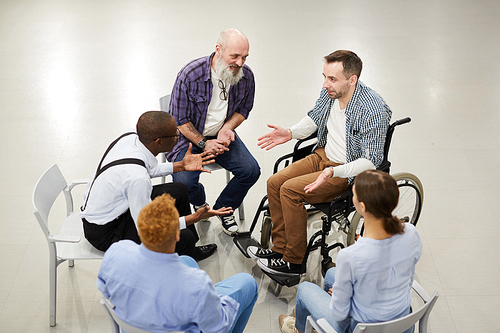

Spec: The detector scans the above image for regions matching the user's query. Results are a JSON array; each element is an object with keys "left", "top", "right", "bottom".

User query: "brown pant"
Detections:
[{"left": 267, "top": 148, "right": 348, "bottom": 264}]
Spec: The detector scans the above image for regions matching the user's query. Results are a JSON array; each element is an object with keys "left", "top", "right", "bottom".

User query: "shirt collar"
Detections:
[
  {"left": 134, "top": 135, "right": 158, "bottom": 169},
  {"left": 138, "top": 243, "right": 180, "bottom": 262},
  {"left": 201, "top": 52, "right": 216, "bottom": 82}
]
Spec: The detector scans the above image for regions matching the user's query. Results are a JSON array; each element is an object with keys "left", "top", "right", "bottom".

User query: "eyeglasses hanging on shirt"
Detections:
[{"left": 218, "top": 80, "right": 228, "bottom": 101}]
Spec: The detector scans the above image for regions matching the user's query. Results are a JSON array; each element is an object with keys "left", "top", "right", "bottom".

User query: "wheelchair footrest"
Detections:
[
  {"left": 233, "top": 232, "right": 261, "bottom": 258},
  {"left": 262, "top": 269, "right": 302, "bottom": 287}
]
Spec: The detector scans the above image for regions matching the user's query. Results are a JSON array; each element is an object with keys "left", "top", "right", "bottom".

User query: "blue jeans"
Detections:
[
  {"left": 173, "top": 134, "right": 260, "bottom": 211},
  {"left": 179, "top": 256, "right": 258, "bottom": 333},
  {"left": 295, "top": 268, "right": 414, "bottom": 333}
]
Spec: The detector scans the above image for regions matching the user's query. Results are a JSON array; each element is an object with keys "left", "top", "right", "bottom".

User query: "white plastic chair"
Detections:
[
  {"left": 159, "top": 94, "right": 245, "bottom": 221},
  {"left": 100, "top": 297, "right": 185, "bottom": 333},
  {"left": 305, "top": 280, "right": 439, "bottom": 333},
  {"left": 32, "top": 164, "right": 104, "bottom": 326}
]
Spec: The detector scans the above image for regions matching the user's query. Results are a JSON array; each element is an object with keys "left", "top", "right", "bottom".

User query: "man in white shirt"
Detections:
[
  {"left": 81, "top": 111, "right": 232, "bottom": 261},
  {"left": 250, "top": 50, "right": 391, "bottom": 275}
]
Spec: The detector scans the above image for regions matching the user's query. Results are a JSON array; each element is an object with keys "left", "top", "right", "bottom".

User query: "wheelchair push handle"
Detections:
[{"left": 394, "top": 117, "right": 411, "bottom": 126}]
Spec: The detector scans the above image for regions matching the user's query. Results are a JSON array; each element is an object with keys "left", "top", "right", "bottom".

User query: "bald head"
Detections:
[
  {"left": 136, "top": 111, "right": 175, "bottom": 143},
  {"left": 216, "top": 28, "right": 249, "bottom": 52}
]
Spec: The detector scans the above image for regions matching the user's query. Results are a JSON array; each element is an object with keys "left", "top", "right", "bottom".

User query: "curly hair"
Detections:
[
  {"left": 354, "top": 170, "right": 404, "bottom": 235},
  {"left": 137, "top": 194, "right": 179, "bottom": 247}
]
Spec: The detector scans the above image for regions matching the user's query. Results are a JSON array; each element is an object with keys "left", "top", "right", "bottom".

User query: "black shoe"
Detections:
[
  {"left": 192, "top": 243, "right": 217, "bottom": 261},
  {"left": 257, "top": 257, "right": 302, "bottom": 276},
  {"left": 247, "top": 246, "right": 283, "bottom": 260}
]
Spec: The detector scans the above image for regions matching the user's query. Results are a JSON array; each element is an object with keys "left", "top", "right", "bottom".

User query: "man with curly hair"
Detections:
[{"left": 97, "top": 194, "right": 259, "bottom": 333}]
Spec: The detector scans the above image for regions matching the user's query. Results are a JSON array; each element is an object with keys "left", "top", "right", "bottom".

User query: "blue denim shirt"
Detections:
[{"left": 167, "top": 53, "right": 255, "bottom": 162}]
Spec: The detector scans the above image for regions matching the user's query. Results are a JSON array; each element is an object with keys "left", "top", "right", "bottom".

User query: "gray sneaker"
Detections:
[{"left": 194, "top": 202, "right": 210, "bottom": 222}]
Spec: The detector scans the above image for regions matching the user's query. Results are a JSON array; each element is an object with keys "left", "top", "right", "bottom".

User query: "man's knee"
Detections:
[
  {"left": 152, "top": 182, "right": 188, "bottom": 198},
  {"left": 236, "top": 273, "right": 259, "bottom": 303},
  {"left": 219, "top": 273, "right": 258, "bottom": 303},
  {"left": 235, "top": 159, "right": 260, "bottom": 184},
  {"left": 267, "top": 172, "right": 284, "bottom": 193},
  {"left": 175, "top": 228, "right": 196, "bottom": 257}
]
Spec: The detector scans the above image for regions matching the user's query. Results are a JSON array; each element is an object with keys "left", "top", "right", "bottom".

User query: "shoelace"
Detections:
[
  {"left": 258, "top": 248, "right": 274, "bottom": 255},
  {"left": 222, "top": 215, "right": 237, "bottom": 225},
  {"left": 269, "top": 258, "right": 286, "bottom": 267}
]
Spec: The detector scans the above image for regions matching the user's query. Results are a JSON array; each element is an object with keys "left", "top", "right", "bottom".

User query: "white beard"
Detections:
[{"left": 213, "top": 56, "right": 244, "bottom": 86}]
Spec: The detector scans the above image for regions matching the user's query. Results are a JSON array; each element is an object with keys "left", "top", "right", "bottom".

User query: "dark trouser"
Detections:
[
  {"left": 82, "top": 182, "right": 198, "bottom": 256},
  {"left": 172, "top": 134, "right": 260, "bottom": 211}
]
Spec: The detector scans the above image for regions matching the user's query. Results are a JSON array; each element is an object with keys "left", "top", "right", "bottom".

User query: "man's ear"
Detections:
[
  {"left": 349, "top": 74, "right": 358, "bottom": 86},
  {"left": 215, "top": 43, "right": 222, "bottom": 55},
  {"left": 175, "top": 228, "right": 181, "bottom": 243}
]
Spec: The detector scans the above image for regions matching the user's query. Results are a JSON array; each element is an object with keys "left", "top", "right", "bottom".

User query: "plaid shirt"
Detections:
[
  {"left": 308, "top": 81, "right": 392, "bottom": 169},
  {"left": 167, "top": 52, "right": 255, "bottom": 161}
]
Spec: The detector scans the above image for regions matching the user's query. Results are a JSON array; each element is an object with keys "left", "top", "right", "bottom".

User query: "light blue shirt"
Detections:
[
  {"left": 330, "top": 223, "right": 422, "bottom": 323},
  {"left": 97, "top": 241, "right": 240, "bottom": 333}
]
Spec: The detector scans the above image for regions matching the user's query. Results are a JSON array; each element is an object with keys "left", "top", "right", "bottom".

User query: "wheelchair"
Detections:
[{"left": 233, "top": 117, "right": 424, "bottom": 287}]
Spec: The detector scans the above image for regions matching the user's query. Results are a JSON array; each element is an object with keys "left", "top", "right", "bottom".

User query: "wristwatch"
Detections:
[{"left": 197, "top": 138, "right": 207, "bottom": 150}]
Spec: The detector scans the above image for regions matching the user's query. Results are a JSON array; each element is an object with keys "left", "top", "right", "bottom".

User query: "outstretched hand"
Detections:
[
  {"left": 304, "top": 167, "right": 334, "bottom": 193},
  {"left": 182, "top": 143, "right": 216, "bottom": 173},
  {"left": 257, "top": 124, "right": 291, "bottom": 151},
  {"left": 195, "top": 205, "right": 234, "bottom": 222}
]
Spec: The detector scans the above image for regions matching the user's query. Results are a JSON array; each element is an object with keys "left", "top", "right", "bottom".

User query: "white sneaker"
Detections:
[{"left": 278, "top": 315, "right": 299, "bottom": 333}]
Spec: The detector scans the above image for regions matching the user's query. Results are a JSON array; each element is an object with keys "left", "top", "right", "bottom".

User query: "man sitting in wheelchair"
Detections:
[{"left": 251, "top": 50, "right": 392, "bottom": 276}]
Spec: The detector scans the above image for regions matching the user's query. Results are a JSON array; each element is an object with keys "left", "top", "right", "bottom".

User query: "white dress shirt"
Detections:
[{"left": 80, "top": 133, "right": 186, "bottom": 229}]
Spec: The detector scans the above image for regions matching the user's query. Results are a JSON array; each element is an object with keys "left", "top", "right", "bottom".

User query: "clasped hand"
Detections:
[{"left": 204, "top": 127, "right": 234, "bottom": 155}]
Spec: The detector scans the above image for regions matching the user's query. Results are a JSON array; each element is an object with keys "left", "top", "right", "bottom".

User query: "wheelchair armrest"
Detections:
[
  {"left": 272, "top": 132, "right": 318, "bottom": 174},
  {"left": 294, "top": 132, "right": 317, "bottom": 150}
]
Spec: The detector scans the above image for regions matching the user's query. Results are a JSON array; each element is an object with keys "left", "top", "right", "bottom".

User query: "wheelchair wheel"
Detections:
[
  {"left": 346, "top": 172, "right": 424, "bottom": 246},
  {"left": 260, "top": 216, "right": 272, "bottom": 249}
]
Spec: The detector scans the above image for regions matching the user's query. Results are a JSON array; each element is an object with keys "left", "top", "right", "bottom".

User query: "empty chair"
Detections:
[
  {"left": 32, "top": 164, "right": 104, "bottom": 326},
  {"left": 305, "top": 280, "right": 439, "bottom": 333}
]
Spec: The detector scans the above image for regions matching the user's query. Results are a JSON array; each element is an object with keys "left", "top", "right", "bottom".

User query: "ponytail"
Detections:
[{"left": 384, "top": 215, "right": 405, "bottom": 235}]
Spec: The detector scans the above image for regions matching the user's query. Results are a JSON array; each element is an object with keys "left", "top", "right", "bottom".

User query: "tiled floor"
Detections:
[{"left": 1, "top": 0, "right": 499, "bottom": 332}]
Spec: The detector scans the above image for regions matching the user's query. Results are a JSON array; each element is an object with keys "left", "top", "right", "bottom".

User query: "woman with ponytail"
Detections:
[{"left": 278, "top": 170, "right": 422, "bottom": 333}]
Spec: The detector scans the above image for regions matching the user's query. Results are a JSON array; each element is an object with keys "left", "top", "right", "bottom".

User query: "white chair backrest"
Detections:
[
  {"left": 33, "top": 164, "right": 68, "bottom": 236},
  {"left": 100, "top": 298, "right": 185, "bottom": 333},
  {"left": 159, "top": 94, "right": 171, "bottom": 112},
  {"left": 306, "top": 281, "right": 439, "bottom": 333},
  {"left": 353, "top": 290, "right": 439, "bottom": 333}
]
